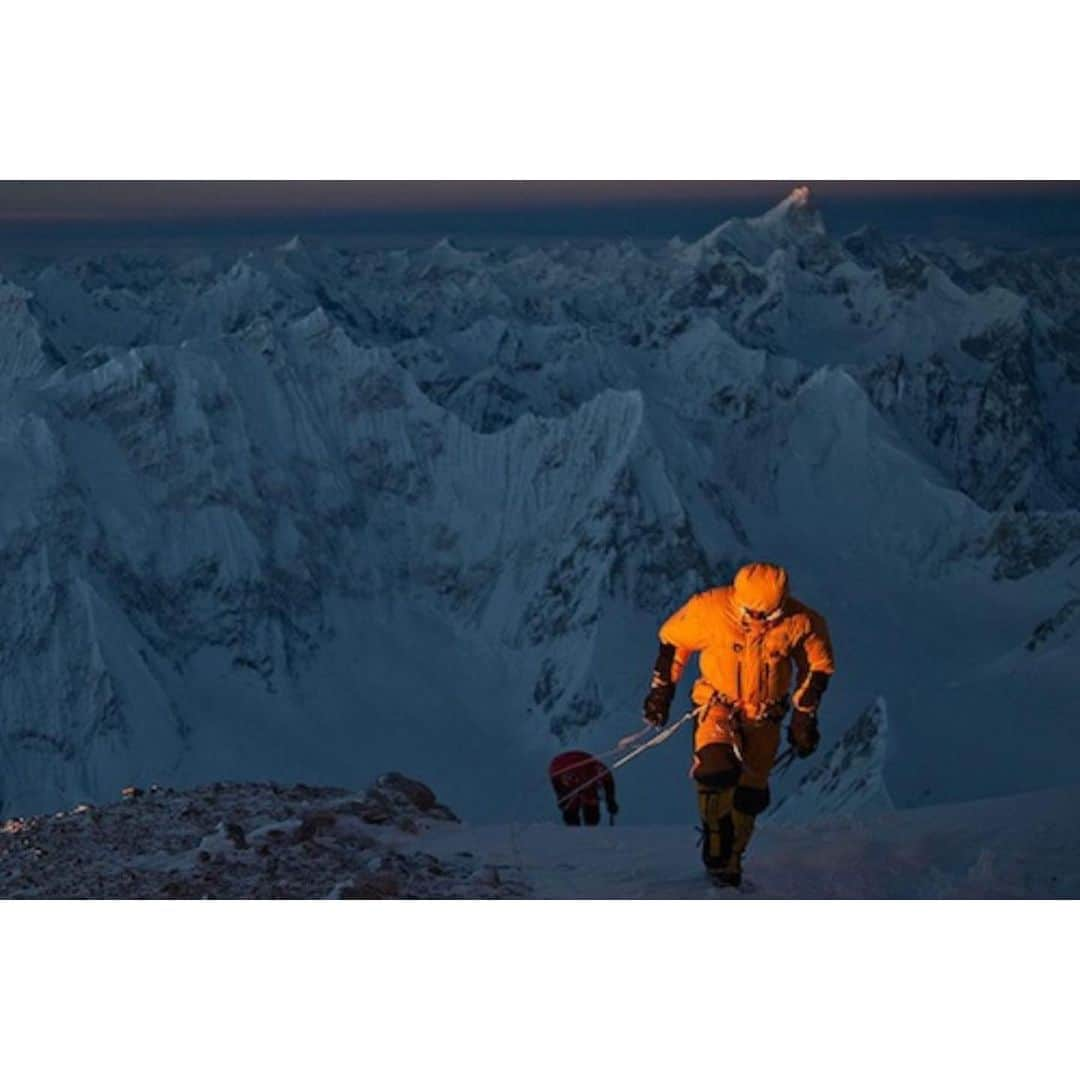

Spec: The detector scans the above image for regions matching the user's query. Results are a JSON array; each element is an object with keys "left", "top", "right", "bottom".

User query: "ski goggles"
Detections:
[{"left": 741, "top": 604, "right": 784, "bottom": 623}]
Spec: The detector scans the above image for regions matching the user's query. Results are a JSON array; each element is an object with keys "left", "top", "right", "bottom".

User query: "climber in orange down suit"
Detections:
[
  {"left": 548, "top": 750, "right": 619, "bottom": 826},
  {"left": 642, "top": 562, "right": 835, "bottom": 886}
]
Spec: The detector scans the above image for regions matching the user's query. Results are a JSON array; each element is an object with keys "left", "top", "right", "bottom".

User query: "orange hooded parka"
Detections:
[{"left": 659, "top": 563, "right": 835, "bottom": 721}]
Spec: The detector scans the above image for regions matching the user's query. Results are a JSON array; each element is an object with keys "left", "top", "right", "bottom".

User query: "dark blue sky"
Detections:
[{"left": 2, "top": 181, "right": 1078, "bottom": 254}]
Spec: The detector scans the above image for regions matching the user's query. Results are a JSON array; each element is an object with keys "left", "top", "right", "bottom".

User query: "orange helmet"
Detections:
[{"left": 733, "top": 562, "right": 789, "bottom": 620}]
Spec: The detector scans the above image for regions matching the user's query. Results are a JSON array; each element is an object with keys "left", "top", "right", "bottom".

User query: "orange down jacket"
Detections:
[{"left": 659, "top": 564, "right": 835, "bottom": 720}]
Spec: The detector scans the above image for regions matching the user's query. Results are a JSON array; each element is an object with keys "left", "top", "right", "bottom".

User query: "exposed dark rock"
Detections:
[{"left": 0, "top": 775, "right": 525, "bottom": 899}]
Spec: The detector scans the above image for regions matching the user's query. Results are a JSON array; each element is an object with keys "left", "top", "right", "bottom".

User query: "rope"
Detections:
[
  {"left": 607, "top": 708, "right": 697, "bottom": 771},
  {"left": 549, "top": 703, "right": 703, "bottom": 810},
  {"left": 503, "top": 716, "right": 667, "bottom": 884},
  {"left": 546, "top": 722, "right": 656, "bottom": 785},
  {"left": 507, "top": 701, "right": 803, "bottom": 890}
]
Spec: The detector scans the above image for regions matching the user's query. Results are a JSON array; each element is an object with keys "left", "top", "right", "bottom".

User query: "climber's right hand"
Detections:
[
  {"left": 788, "top": 710, "right": 820, "bottom": 758},
  {"left": 643, "top": 683, "right": 674, "bottom": 729}
]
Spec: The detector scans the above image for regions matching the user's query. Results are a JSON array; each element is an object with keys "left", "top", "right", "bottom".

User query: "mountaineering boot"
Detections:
[
  {"left": 710, "top": 805, "right": 759, "bottom": 888},
  {"left": 710, "top": 857, "right": 742, "bottom": 889},
  {"left": 697, "top": 787, "right": 735, "bottom": 876}
]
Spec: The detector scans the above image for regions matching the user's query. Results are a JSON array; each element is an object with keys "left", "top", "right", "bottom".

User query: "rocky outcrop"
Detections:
[{"left": 0, "top": 775, "right": 521, "bottom": 899}]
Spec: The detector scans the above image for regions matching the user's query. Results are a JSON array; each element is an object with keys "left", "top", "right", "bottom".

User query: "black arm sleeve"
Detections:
[
  {"left": 650, "top": 642, "right": 677, "bottom": 690},
  {"left": 798, "top": 671, "right": 831, "bottom": 713}
]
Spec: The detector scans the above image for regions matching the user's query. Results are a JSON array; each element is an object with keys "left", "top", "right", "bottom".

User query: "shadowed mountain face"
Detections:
[{"left": 0, "top": 188, "right": 1077, "bottom": 823}]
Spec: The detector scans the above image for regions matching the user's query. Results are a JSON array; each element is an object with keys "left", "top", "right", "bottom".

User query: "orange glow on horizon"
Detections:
[{"left": 1, "top": 181, "right": 1076, "bottom": 227}]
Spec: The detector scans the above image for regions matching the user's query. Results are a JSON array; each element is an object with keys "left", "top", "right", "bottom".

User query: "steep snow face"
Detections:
[
  {"left": 1, "top": 187, "right": 1079, "bottom": 822},
  {"left": 0, "top": 280, "right": 57, "bottom": 381}
]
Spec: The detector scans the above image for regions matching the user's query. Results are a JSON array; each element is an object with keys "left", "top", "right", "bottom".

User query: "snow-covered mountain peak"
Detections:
[
  {"left": 0, "top": 278, "right": 55, "bottom": 382},
  {"left": 421, "top": 236, "right": 478, "bottom": 274},
  {"left": 841, "top": 224, "right": 900, "bottom": 268},
  {"left": 757, "top": 184, "right": 818, "bottom": 227},
  {"left": 684, "top": 185, "right": 827, "bottom": 267}
]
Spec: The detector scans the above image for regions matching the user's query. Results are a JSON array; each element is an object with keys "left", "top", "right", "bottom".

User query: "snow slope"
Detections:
[{"left": 414, "top": 784, "right": 1080, "bottom": 899}]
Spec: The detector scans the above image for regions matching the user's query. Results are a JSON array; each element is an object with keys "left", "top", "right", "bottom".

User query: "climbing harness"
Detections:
[{"left": 546, "top": 695, "right": 806, "bottom": 818}]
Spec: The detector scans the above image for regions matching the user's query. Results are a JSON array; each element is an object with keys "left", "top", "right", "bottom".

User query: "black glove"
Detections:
[
  {"left": 607, "top": 800, "right": 619, "bottom": 816},
  {"left": 788, "top": 710, "right": 820, "bottom": 758},
  {"left": 643, "top": 683, "right": 674, "bottom": 728},
  {"left": 794, "top": 671, "right": 831, "bottom": 714},
  {"left": 643, "top": 642, "right": 677, "bottom": 728}
]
